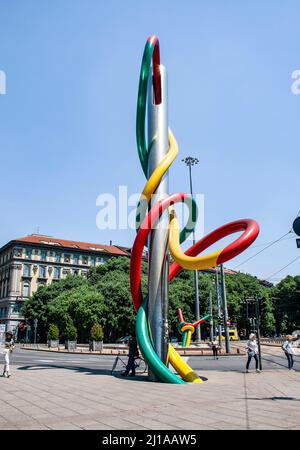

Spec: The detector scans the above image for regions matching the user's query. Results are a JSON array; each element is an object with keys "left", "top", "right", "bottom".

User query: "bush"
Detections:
[
  {"left": 47, "top": 323, "right": 59, "bottom": 340},
  {"left": 90, "top": 323, "right": 104, "bottom": 341},
  {"left": 64, "top": 319, "right": 77, "bottom": 341}
]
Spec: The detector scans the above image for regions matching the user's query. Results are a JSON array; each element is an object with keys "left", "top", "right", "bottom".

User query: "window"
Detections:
[
  {"left": 0, "top": 307, "right": 7, "bottom": 317},
  {"left": 64, "top": 254, "right": 70, "bottom": 263},
  {"left": 82, "top": 257, "right": 88, "bottom": 265},
  {"left": 12, "top": 303, "right": 22, "bottom": 314},
  {"left": 39, "top": 266, "right": 46, "bottom": 278},
  {"left": 90, "top": 257, "right": 95, "bottom": 267},
  {"left": 55, "top": 253, "right": 61, "bottom": 263},
  {"left": 25, "top": 248, "right": 32, "bottom": 259},
  {"left": 54, "top": 267, "right": 61, "bottom": 279},
  {"left": 73, "top": 254, "right": 79, "bottom": 265},
  {"left": 23, "top": 264, "right": 31, "bottom": 277},
  {"left": 23, "top": 282, "right": 30, "bottom": 297},
  {"left": 41, "top": 251, "right": 47, "bottom": 261}
]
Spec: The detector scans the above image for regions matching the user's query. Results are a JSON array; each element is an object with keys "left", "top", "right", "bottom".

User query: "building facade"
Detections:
[{"left": 0, "top": 234, "right": 130, "bottom": 333}]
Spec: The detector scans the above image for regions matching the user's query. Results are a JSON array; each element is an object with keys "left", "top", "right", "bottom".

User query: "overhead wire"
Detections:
[
  {"left": 233, "top": 207, "right": 300, "bottom": 268},
  {"left": 265, "top": 255, "right": 300, "bottom": 281},
  {"left": 233, "top": 230, "right": 293, "bottom": 269},
  {"left": 250, "top": 235, "right": 295, "bottom": 249}
]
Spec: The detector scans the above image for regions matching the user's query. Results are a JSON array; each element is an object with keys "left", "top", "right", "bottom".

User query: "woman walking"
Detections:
[
  {"left": 211, "top": 338, "right": 219, "bottom": 360},
  {"left": 246, "top": 333, "right": 260, "bottom": 373},
  {"left": 2, "top": 331, "right": 14, "bottom": 378},
  {"left": 282, "top": 335, "right": 296, "bottom": 370}
]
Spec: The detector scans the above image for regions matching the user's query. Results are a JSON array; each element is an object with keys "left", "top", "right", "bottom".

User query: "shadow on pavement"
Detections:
[
  {"left": 244, "top": 396, "right": 300, "bottom": 402},
  {"left": 17, "top": 364, "right": 112, "bottom": 376}
]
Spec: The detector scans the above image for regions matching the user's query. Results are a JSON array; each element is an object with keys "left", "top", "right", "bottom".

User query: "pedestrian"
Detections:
[
  {"left": 122, "top": 335, "right": 139, "bottom": 377},
  {"left": 211, "top": 338, "right": 219, "bottom": 360},
  {"left": 246, "top": 333, "right": 260, "bottom": 373},
  {"left": 282, "top": 335, "right": 296, "bottom": 370},
  {"left": 2, "top": 331, "right": 15, "bottom": 378}
]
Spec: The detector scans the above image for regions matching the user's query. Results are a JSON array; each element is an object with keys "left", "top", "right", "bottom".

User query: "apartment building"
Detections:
[{"left": 0, "top": 234, "right": 130, "bottom": 333}]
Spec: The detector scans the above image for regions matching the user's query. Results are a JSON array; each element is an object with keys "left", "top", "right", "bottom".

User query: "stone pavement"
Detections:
[{"left": 0, "top": 364, "right": 299, "bottom": 430}]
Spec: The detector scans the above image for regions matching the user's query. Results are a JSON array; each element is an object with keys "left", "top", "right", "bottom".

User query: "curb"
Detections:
[{"left": 19, "top": 346, "right": 245, "bottom": 357}]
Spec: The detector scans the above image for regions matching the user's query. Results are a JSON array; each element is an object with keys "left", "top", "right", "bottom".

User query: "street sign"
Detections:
[
  {"left": 296, "top": 238, "right": 300, "bottom": 249},
  {"left": 293, "top": 217, "right": 300, "bottom": 237}
]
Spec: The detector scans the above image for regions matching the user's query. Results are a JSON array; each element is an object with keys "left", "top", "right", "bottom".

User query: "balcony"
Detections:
[
  {"left": 22, "top": 274, "right": 32, "bottom": 279},
  {"left": 37, "top": 275, "right": 47, "bottom": 281}
]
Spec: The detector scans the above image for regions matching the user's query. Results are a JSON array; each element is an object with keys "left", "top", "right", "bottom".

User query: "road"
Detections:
[{"left": 8, "top": 347, "right": 300, "bottom": 373}]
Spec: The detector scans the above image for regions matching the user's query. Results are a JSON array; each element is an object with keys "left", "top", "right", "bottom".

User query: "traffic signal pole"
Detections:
[
  {"left": 220, "top": 264, "right": 230, "bottom": 354},
  {"left": 255, "top": 298, "right": 262, "bottom": 371},
  {"left": 209, "top": 290, "right": 214, "bottom": 342},
  {"left": 214, "top": 268, "right": 222, "bottom": 348}
]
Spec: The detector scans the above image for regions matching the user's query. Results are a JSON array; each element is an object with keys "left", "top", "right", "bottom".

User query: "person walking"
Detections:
[
  {"left": 2, "top": 331, "right": 15, "bottom": 378},
  {"left": 246, "top": 333, "right": 260, "bottom": 373},
  {"left": 211, "top": 338, "right": 219, "bottom": 360},
  {"left": 282, "top": 335, "right": 296, "bottom": 370},
  {"left": 122, "top": 335, "right": 139, "bottom": 377}
]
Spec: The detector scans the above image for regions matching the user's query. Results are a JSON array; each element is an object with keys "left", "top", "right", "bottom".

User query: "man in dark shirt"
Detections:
[{"left": 122, "top": 335, "right": 138, "bottom": 377}]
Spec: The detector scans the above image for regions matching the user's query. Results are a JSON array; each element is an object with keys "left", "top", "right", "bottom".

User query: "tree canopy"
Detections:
[
  {"left": 272, "top": 275, "right": 300, "bottom": 334},
  {"left": 21, "top": 256, "right": 299, "bottom": 342}
]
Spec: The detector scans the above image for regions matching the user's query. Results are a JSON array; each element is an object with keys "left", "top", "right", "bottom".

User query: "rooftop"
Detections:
[{"left": 3, "top": 234, "right": 130, "bottom": 257}]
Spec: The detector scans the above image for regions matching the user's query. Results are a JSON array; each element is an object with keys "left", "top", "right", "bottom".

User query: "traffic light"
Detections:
[{"left": 293, "top": 217, "right": 300, "bottom": 236}]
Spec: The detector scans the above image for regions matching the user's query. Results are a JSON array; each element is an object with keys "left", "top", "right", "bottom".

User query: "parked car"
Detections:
[{"left": 116, "top": 336, "right": 129, "bottom": 344}]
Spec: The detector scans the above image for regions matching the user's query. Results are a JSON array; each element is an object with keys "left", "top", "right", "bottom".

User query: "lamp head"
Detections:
[{"left": 182, "top": 157, "right": 199, "bottom": 167}]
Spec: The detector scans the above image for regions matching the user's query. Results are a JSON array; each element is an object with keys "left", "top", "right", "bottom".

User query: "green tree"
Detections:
[
  {"left": 272, "top": 275, "right": 300, "bottom": 334},
  {"left": 47, "top": 323, "right": 59, "bottom": 340},
  {"left": 64, "top": 317, "right": 77, "bottom": 341},
  {"left": 225, "top": 272, "right": 275, "bottom": 336},
  {"left": 22, "top": 256, "right": 280, "bottom": 342},
  {"left": 90, "top": 323, "right": 104, "bottom": 341},
  {"left": 87, "top": 257, "right": 146, "bottom": 340},
  {"left": 169, "top": 271, "right": 214, "bottom": 338},
  {"left": 21, "top": 275, "right": 86, "bottom": 341},
  {"left": 47, "top": 284, "right": 105, "bottom": 342}
]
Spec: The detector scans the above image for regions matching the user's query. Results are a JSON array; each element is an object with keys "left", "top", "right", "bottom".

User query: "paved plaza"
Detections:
[{"left": 0, "top": 349, "right": 299, "bottom": 430}]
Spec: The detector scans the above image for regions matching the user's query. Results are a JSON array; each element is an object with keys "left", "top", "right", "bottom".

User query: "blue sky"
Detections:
[{"left": 0, "top": 0, "right": 299, "bottom": 282}]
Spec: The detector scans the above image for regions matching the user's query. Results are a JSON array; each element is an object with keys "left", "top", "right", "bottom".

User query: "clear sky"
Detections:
[{"left": 0, "top": 0, "right": 299, "bottom": 283}]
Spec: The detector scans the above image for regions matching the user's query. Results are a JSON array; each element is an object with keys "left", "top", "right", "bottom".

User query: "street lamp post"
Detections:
[
  {"left": 182, "top": 156, "right": 201, "bottom": 341},
  {"left": 25, "top": 319, "right": 29, "bottom": 344},
  {"left": 209, "top": 290, "right": 214, "bottom": 342},
  {"left": 34, "top": 318, "right": 38, "bottom": 345},
  {"left": 244, "top": 297, "right": 262, "bottom": 371},
  {"left": 255, "top": 298, "right": 262, "bottom": 371},
  {"left": 220, "top": 264, "right": 230, "bottom": 353},
  {"left": 215, "top": 268, "right": 222, "bottom": 347}
]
